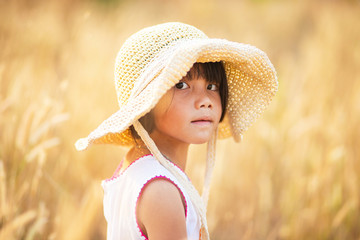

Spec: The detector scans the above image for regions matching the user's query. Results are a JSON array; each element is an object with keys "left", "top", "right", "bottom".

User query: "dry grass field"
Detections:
[{"left": 1, "top": 0, "right": 360, "bottom": 239}]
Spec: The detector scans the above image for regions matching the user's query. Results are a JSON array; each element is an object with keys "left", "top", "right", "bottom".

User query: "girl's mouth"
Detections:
[
  {"left": 191, "top": 120, "right": 212, "bottom": 123},
  {"left": 191, "top": 118, "right": 213, "bottom": 126}
]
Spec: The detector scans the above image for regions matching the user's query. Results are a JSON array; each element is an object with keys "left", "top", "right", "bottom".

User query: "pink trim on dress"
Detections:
[
  {"left": 104, "top": 160, "right": 123, "bottom": 182},
  {"left": 104, "top": 154, "right": 153, "bottom": 182},
  {"left": 104, "top": 154, "right": 192, "bottom": 183},
  {"left": 168, "top": 159, "right": 192, "bottom": 182},
  {"left": 135, "top": 175, "right": 189, "bottom": 240}
]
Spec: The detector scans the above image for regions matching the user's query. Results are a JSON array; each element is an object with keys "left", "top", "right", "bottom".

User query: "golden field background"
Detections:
[{"left": 1, "top": 0, "right": 360, "bottom": 239}]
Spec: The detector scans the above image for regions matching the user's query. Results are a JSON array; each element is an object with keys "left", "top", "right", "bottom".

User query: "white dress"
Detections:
[{"left": 101, "top": 154, "right": 201, "bottom": 240}]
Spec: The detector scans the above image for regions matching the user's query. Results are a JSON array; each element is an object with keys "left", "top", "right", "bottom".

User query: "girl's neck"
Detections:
[
  {"left": 150, "top": 130, "right": 189, "bottom": 171},
  {"left": 124, "top": 134, "right": 189, "bottom": 172}
]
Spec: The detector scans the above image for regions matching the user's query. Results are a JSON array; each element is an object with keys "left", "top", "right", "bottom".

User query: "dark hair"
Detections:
[{"left": 130, "top": 61, "right": 228, "bottom": 140}]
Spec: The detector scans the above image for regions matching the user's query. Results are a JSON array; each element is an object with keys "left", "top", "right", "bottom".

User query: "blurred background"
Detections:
[{"left": 1, "top": 0, "right": 360, "bottom": 239}]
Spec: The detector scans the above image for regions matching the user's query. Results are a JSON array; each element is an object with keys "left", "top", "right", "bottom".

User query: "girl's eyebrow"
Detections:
[
  {"left": 181, "top": 75, "right": 217, "bottom": 84},
  {"left": 180, "top": 77, "right": 192, "bottom": 82},
  {"left": 179, "top": 75, "right": 194, "bottom": 82}
]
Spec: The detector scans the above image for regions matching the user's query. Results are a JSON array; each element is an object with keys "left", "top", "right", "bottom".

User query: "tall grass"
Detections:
[{"left": 1, "top": 0, "right": 359, "bottom": 239}]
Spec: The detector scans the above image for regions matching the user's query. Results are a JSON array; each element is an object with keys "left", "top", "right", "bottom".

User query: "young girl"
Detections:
[{"left": 75, "top": 22, "right": 278, "bottom": 240}]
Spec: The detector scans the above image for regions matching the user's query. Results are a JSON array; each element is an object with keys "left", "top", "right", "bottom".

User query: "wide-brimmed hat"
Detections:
[{"left": 75, "top": 22, "right": 277, "bottom": 151}]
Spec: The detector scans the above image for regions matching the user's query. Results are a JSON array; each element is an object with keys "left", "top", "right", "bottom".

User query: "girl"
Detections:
[{"left": 75, "top": 22, "right": 278, "bottom": 240}]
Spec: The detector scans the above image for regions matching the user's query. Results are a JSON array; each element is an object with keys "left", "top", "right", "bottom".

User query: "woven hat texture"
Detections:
[{"left": 75, "top": 22, "right": 278, "bottom": 151}]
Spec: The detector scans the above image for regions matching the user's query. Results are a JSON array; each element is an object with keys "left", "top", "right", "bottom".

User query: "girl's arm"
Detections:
[{"left": 137, "top": 178, "right": 188, "bottom": 240}]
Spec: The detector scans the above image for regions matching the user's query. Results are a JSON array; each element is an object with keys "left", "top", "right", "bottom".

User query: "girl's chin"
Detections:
[
  {"left": 187, "top": 131, "right": 217, "bottom": 144},
  {"left": 189, "top": 137, "right": 212, "bottom": 144}
]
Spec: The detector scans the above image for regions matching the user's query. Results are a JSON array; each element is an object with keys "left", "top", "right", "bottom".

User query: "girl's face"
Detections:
[{"left": 151, "top": 74, "right": 222, "bottom": 145}]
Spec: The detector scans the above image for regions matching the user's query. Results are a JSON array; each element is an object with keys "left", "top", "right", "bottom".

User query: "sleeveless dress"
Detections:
[{"left": 101, "top": 154, "right": 201, "bottom": 240}]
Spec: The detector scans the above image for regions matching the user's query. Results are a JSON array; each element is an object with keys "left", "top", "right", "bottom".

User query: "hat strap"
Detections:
[
  {"left": 202, "top": 127, "right": 218, "bottom": 209},
  {"left": 133, "top": 120, "right": 210, "bottom": 240}
]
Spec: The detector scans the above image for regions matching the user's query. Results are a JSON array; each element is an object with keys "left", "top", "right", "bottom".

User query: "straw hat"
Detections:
[
  {"left": 75, "top": 22, "right": 277, "bottom": 151},
  {"left": 75, "top": 22, "right": 278, "bottom": 239}
]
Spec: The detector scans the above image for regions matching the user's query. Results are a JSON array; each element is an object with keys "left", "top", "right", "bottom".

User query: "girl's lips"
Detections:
[
  {"left": 191, "top": 118, "right": 213, "bottom": 126},
  {"left": 191, "top": 119, "right": 212, "bottom": 123}
]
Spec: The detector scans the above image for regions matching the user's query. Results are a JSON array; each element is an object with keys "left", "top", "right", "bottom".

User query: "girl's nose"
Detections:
[{"left": 194, "top": 90, "right": 212, "bottom": 109}]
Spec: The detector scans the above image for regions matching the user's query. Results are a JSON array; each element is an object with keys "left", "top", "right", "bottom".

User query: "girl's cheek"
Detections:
[{"left": 153, "top": 90, "right": 174, "bottom": 115}]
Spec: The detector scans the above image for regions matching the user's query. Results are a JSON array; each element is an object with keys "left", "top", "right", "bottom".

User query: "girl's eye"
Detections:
[
  {"left": 207, "top": 84, "right": 218, "bottom": 91},
  {"left": 175, "top": 82, "right": 189, "bottom": 89}
]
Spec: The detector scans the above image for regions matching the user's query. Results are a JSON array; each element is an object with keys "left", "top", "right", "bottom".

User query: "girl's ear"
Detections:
[
  {"left": 139, "top": 111, "right": 155, "bottom": 134},
  {"left": 129, "top": 111, "right": 155, "bottom": 141}
]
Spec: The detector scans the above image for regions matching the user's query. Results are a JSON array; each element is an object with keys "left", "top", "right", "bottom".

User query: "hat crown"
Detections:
[{"left": 114, "top": 22, "right": 208, "bottom": 107}]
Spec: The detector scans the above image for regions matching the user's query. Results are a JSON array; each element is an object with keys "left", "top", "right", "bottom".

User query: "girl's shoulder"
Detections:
[
  {"left": 103, "top": 154, "right": 185, "bottom": 187},
  {"left": 124, "top": 154, "right": 188, "bottom": 239},
  {"left": 137, "top": 176, "right": 187, "bottom": 239}
]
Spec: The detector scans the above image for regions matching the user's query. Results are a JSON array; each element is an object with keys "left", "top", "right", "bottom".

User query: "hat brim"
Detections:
[{"left": 75, "top": 38, "right": 277, "bottom": 151}]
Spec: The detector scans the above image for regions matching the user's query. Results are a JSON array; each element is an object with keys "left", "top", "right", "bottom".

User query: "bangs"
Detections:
[{"left": 185, "top": 62, "right": 224, "bottom": 85}]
